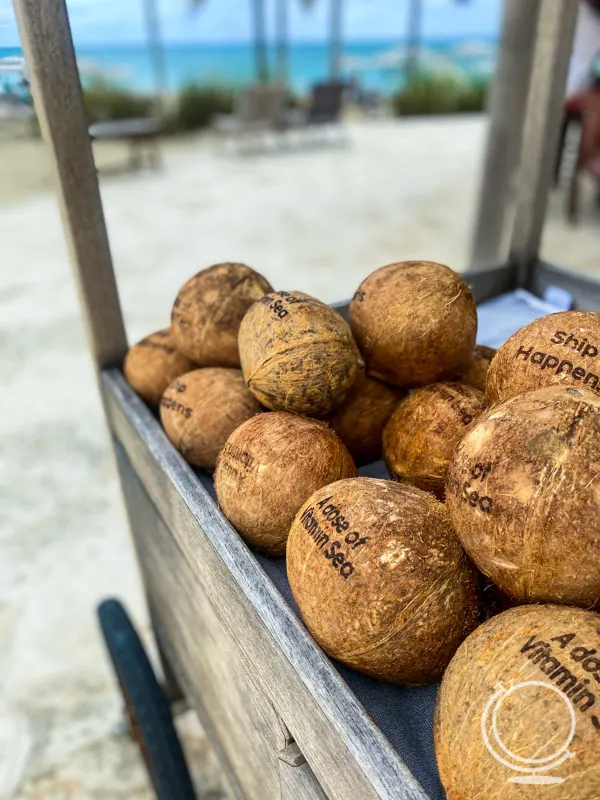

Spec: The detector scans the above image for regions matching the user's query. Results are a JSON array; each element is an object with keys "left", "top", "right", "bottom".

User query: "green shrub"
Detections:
[
  {"left": 392, "top": 73, "right": 489, "bottom": 117},
  {"left": 455, "top": 78, "right": 488, "bottom": 113},
  {"left": 170, "top": 84, "right": 236, "bottom": 132},
  {"left": 83, "top": 80, "right": 153, "bottom": 124}
]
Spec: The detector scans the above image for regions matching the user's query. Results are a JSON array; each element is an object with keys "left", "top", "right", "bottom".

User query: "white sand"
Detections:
[{"left": 1, "top": 116, "right": 599, "bottom": 797}]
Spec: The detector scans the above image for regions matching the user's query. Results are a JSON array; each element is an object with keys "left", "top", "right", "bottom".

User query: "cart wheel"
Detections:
[{"left": 97, "top": 599, "right": 196, "bottom": 800}]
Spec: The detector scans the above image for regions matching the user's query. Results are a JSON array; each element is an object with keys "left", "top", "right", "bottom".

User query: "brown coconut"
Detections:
[
  {"left": 458, "top": 344, "right": 496, "bottom": 392},
  {"left": 349, "top": 261, "right": 477, "bottom": 387},
  {"left": 323, "top": 370, "right": 406, "bottom": 465},
  {"left": 214, "top": 412, "right": 356, "bottom": 555},
  {"left": 446, "top": 385, "right": 600, "bottom": 607},
  {"left": 435, "top": 604, "right": 600, "bottom": 800},
  {"left": 123, "top": 329, "right": 196, "bottom": 406},
  {"left": 160, "top": 368, "right": 260, "bottom": 469},
  {"left": 383, "top": 382, "right": 487, "bottom": 499},
  {"left": 286, "top": 477, "right": 479, "bottom": 684},
  {"left": 171, "top": 263, "right": 272, "bottom": 367},
  {"left": 238, "top": 290, "right": 359, "bottom": 416},
  {"left": 487, "top": 310, "right": 600, "bottom": 404}
]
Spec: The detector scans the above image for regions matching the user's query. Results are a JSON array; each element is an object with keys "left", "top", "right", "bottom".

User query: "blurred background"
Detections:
[{"left": 1, "top": 0, "right": 600, "bottom": 797}]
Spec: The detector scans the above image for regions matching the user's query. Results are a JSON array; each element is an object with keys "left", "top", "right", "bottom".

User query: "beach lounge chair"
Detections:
[
  {"left": 213, "top": 84, "right": 286, "bottom": 151},
  {"left": 88, "top": 117, "right": 163, "bottom": 170},
  {"left": 286, "top": 81, "right": 346, "bottom": 144}
]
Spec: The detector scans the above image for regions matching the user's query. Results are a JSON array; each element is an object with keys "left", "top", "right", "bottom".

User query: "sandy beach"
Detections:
[{"left": 2, "top": 114, "right": 600, "bottom": 798}]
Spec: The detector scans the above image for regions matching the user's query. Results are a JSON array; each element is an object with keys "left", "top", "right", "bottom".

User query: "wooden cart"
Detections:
[{"left": 13, "top": 0, "right": 600, "bottom": 797}]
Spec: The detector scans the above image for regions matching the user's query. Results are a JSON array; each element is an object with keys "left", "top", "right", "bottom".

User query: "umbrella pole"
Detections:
[
  {"left": 276, "top": 0, "right": 288, "bottom": 86},
  {"left": 329, "top": 0, "right": 343, "bottom": 80},
  {"left": 143, "top": 0, "right": 167, "bottom": 116},
  {"left": 252, "top": 0, "right": 269, "bottom": 82}
]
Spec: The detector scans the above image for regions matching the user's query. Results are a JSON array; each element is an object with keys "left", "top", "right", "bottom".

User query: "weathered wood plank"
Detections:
[
  {"left": 103, "top": 369, "right": 430, "bottom": 800},
  {"left": 13, "top": 0, "right": 127, "bottom": 370},
  {"left": 509, "top": 0, "right": 579, "bottom": 286},
  {"left": 117, "top": 445, "right": 287, "bottom": 800},
  {"left": 278, "top": 744, "right": 328, "bottom": 800},
  {"left": 470, "top": 0, "right": 541, "bottom": 267}
]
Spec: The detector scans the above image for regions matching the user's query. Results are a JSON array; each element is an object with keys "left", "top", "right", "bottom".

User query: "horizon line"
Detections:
[{"left": 0, "top": 34, "right": 499, "bottom": 50}]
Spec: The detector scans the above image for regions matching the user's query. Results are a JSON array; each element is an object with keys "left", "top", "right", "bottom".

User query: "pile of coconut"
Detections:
[{"left": 125, "top": 260, "right": 600, "bottom": 799}]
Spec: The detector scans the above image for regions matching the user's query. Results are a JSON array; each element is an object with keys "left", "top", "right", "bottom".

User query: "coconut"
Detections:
[
  {"left": 487, "top": 310, "right": 600, "bottom": 404},
  {"left": 123, "top": 329, "right": 196, "bottom": 406},
  {"left": 171, "top": 262, "right": 272, "bottom": 367},
  {"left": 323, "top": 370, "right": 405, "bottom": 465},
  {"left": 160, "top": 368, "right": 260, "bottom": 469},
  {"left": 383, "top": 382, "right": 487, "bottom": 499},
  {"left": 446, "top": 385, "right": 600, "bottom": 607},
  {"left": 435, "top": 604, "right": 600, "bottom": 800},
  {"left": 458, "top": 344, "right": 496, "bottom": 392},
  {"left": 349, "top": 261, "right": 477, "bottom": 387},
  {"left": 238, "top": 290, "right": 359, "bottom": 416},
  {"left": 286, "top": 477, "right": 479, "bottom": 684},
  {"left": 214, "top": 412, "right": 357, "bottom": 555}
]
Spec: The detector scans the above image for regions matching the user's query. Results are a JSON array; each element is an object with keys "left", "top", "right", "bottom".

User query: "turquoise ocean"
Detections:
[{"left": 0, "top": 38, "right": 497, "bottom": 97}]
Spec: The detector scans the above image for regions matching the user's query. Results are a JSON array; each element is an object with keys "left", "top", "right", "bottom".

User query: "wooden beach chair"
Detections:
[
  {"left": 88, "top": 117, "right": 163, "bottom": 171},
  {"left": 286, "top": 81, "right": 346, "bottom": 145},
  {"left": 213, "top": 84, "right": 286, "bottom": 152}
]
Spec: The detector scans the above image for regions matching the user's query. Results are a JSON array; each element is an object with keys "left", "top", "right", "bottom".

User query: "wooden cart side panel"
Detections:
[
  {"left": 117, "top": 444, "right": 288, "bottom": 800},
  {"left": 103, "top": 370, "right": 430, "bottom": 800},
  {"left": 279, "top": 755, "right": 329, "bottom": 800},
  {"left": 461, "top": 263, "right": 516, "bottom": 305},
  {"left": 13, "top": 0, "right": 127, "bottom": 370}
]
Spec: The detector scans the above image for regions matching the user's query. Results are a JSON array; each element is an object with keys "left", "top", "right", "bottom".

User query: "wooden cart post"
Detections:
[
  {"left": 12, "top": 0, "right": 196, "bottom": 715},
  {"left": 470, "top": 0, "right": 541, "bottom": 268},
  {"left": 13, "top": 0, "right": 127, "bottom": 372},
  {"left": 509, "top": 0, "right": 578, "bottom": 286}
]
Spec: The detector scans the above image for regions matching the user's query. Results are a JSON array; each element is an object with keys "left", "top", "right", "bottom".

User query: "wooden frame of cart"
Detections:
[{"left": 13, "top": 1, "right": 599, "bottom": 797}]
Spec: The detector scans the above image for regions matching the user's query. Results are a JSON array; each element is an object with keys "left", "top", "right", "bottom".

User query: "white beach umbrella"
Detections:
[{"left": 405, "top": 0, "right": 473, "bottom": 79}]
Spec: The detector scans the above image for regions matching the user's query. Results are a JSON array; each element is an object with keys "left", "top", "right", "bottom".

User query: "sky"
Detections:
[{"left": 0, "top": 0, "right": 502, "bottom": 48}]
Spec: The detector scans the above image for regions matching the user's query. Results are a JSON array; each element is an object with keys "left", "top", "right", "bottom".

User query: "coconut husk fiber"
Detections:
[
  {"left": 287, "top": 477, "right": 479, "bottom": 685},
  {"left": 160, "top": 368, "right": 260, "bottom": 468},
  {"left": 383, "top": 382, "right": 487, "bottom": 499},
  {"left": 323, "top": 370, "right": 406, "bottom": 465},
  {"left": 446, "top": 385, "right": 600, "bottom": 607},
  {"left": 349, "top": 261, "right": 477, "bottom": 387},
  {"left": 214, "top": 412, "right": 356, "bottom": 556},
  {"left": 458, "top": 344, "right": 496, "bottom": 392},
  {"left": 239, "top": 290, "right": 359, "bottom": 416},
  {"left": 435, "top": 604, "right": 600, "bottom": 799},
  {"left": 487, "top": 310, "right": 600, "bottom": 405},
  {"left": 171, "top": 262, "right": 272, "bottom": 367},
  {"left": 123, "top": 329, "right": 196, "bottom": 407}
]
